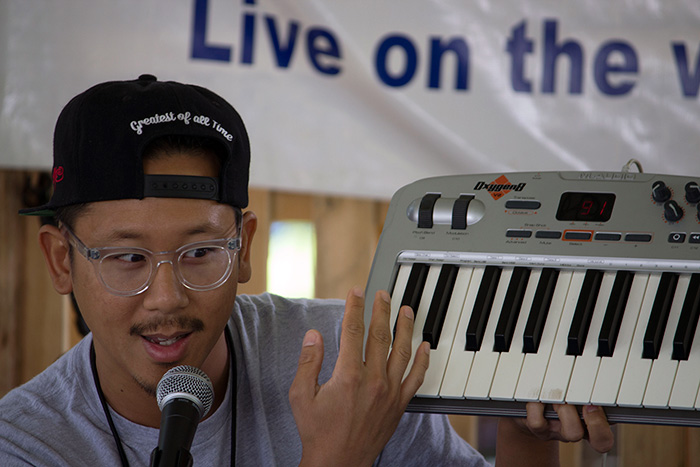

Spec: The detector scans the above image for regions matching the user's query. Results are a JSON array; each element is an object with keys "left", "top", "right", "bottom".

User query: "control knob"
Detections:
[
  {"left": 663, "top": 200, "right": 684, "bottom": 222},
  {"left": 652, "top": 181, "right": 671, "bottom": 203},
  {"left": 685, "top": 181, "right": 700, "bottom": 204},
  {"left": 408, "top": 194, "right": 486, "bottom": 228}
]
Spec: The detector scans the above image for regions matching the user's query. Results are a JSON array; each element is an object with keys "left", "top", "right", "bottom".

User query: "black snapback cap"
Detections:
[{"left": 20, "top": 74, "right": 250, "bottom": 216}]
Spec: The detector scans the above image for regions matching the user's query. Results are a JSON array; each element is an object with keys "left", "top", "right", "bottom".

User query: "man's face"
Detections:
[{"left": 66, "top": 153, "right": 249, "bottom": 396}]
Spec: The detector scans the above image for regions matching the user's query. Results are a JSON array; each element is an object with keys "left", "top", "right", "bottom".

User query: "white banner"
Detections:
[{"left": 1, "top": 0, "right": 699, "bottom": 200}]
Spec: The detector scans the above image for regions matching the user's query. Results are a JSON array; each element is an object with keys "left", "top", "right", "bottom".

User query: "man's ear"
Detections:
[
  {"left": 237, "top": 210, "right": 258, "bottom": 284},
  {"left": 38, "top": 224, "right": 74, "bottom": 295}
]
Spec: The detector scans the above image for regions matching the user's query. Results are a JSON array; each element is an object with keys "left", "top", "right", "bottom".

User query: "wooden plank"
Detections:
[
  {"left": 270, "top": 191, "right": 314, "bottom": 221},
  {"left": 619, "top": 424, "right": 686, "bottom": 466},
  {"left": 19, "top": 199, "right": 66, "bottom": 384},
  {"left": 448, "top": 414, "right": 478, "bottom": 447},
  {"left": 686, "top": 427, "right": 700, "bottom": 467},
  {"left": 237, "top": 188, "right": 270, "bottom": 296},
  {"left": 0, "top": 170, "right": 23, "bottom": 396},
  {"left": 313, "top": 196, "right": 378, "bottom": 299}
]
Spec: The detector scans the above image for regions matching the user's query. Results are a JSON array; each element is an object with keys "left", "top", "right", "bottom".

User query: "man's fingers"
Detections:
[
  {"left": 583, "top": 405, "right": 615, "bottom": 453},
  {"left": 336, "top": 287, "right": 367, "bottom": 370},
  {"left": 386, "top": 305, "right": 417, "bottom": 382},
  {"left": 553, "top": 404, "right": 585, "bottom": 442},
  {"left": 364, "top": 290, "right": 394, "bottom": 373},
  {"left": 289, "top": 330, "right": 324, "bottom": 404},
  {"left": 398, "top": 341, "right": 429, "bottom": 405},
  {"left": 525, "top": 402, "right": 551, "bottom": 439}
]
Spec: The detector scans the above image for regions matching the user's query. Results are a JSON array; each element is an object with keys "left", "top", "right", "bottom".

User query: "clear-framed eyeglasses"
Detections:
[{"left": 62, "top": 212, "right": 242, "bottom": 297}]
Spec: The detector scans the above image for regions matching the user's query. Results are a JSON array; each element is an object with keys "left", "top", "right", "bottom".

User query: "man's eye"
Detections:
[
  {"left": 112, "top": 253, "right": 146, "bottom": 263},
  {"left": 183, "top": 248, "right": 212, "bottom": 259}
]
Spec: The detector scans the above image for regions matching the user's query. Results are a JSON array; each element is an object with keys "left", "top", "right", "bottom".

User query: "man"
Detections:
[{"left": 0, "top": 75, "right": 612, "bottom": 466}]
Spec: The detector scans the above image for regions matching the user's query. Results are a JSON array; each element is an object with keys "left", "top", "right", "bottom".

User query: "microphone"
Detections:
[{"left": 150, "top": 365, "right": 215, "bottom": 467}]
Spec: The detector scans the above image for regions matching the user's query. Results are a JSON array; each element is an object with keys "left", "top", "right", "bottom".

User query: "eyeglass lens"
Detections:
[{"left": 97, "top": 245, "right": 232, "bottom": 294}]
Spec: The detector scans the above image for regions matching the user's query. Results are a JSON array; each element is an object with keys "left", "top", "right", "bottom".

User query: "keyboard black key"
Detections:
[
  {"left": 598, "top": 270, "right": 634, "bottom": 357},
  {"left": 494, "top": 267, "right": 531, "bottom": 352},
  {"left": 567, "top": 269, "right": 604, "bottom": 355},
  {"left": 400, "top": 263, "right": 429, "bottom": 310},
  {"left": 642, "top": 272, "right": 679, "bottom": 359},
  {"left": 465, "top": 265, "right": 502, "bottom": 351},
  {"left": 672, "top": 273, "right": 700, "bottom": 361},
  {"left": 423, "top": 264, "right": 459, "bottom": 348},
  {"left": 523, "top": 268, "right": 560, "bottom": 353},
  {"left": 394, "top": 263, "right": 429, "bottom": 337}
]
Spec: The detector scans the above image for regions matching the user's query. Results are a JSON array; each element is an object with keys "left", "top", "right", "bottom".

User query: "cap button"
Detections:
[{"left": 138, "top": 74, "right": 157, "bottom": 82}]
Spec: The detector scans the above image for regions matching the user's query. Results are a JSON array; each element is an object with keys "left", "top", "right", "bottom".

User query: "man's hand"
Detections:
[
  {"left": 497, "top": 402, "right": 615, "bottom": 466},
  {"left": 289, "top": 287, "right": 430, "bottom": 467}
]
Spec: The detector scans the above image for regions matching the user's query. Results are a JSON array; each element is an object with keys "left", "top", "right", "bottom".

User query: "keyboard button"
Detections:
[
  {"left": 535, "top": 230, "right": 562, "bottom": 239},
  {"left": 505, "top": 200, "right": 541, "bottom": 210},
  {"left": 595, "top": 232, "right": 622, "bottom": 241},
  {"left": 668, "top": 233, "right": 686, "bottom": 243},
  {"left": 564, "top": 231, "right": 592, "bottom": 241},
  {"left": 625, "top": 233, "right": 653, "bottom": 242},
  {"left": 506, "top": 229, "right": 532, "bottom": 238}
]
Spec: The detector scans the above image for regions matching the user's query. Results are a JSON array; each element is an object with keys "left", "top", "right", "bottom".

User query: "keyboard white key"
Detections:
[
  {"left": 439, "top": 267, "right": 486, "bottom": 398},
  {"left": 514, "top": 270, "right": 573, "bottom": 401},
  {"left": 464, "top": 268, "right": 514, "bottom": 399},
  {"left": 643, "top": 274, "right": 690, "bottom": 408},
  {"left": 417, "top": 266, "right": 474, "bottom": 396},
  {"left": 668, "top": 273, "right": 700, "bottom": 409},
  {"left": 590, "top": 273, "right": 650, "bottom": 406},
  {"left": 490, "top": 269, "right": 541, "bottom": 400},
  {"left": 566, "top": 271, "right": 617, "bottom": 404},
  {"left": 617, "top": 273, "right": 662, "bottom": 407},
  {"left": 539, "top": 270, "right": 587, "bottom": 403}
]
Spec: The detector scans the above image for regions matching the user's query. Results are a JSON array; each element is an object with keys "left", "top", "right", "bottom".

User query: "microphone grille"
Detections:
[{"left": 156, "top": 365, "right": 215, "bottom": 418}]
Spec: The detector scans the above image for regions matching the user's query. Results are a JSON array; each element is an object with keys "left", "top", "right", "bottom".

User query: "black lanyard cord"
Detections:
[{"left": 90, "top": 325, "right": 238, "bottom": 466}]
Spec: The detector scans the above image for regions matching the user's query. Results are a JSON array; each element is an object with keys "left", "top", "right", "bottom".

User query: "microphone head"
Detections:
[{"left": 156, "top": 365, "right": 214, "bottom": 418}]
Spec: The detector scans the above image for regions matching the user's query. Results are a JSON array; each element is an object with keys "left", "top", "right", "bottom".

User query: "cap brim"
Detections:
[{"left": 18, "top": 206, "right": 56, "bottom": 217}]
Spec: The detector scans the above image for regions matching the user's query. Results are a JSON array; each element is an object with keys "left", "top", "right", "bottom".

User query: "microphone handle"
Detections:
[{"left": 150, "top": 398, "right": 201, "bottom": 467}]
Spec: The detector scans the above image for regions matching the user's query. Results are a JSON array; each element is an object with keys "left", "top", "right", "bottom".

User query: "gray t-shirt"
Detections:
[{"left": 0, "top": 293, "right": 489, "bottom": 466}]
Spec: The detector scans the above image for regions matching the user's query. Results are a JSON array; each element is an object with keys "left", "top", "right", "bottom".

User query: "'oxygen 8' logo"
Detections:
[{"left": 474, "top": 175, "right": 526, "bottom": 200}]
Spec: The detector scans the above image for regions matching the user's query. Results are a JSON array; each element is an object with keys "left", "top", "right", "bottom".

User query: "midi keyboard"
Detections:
[{"left": 364, "top": 171, "right": 700, "bottom": 426}]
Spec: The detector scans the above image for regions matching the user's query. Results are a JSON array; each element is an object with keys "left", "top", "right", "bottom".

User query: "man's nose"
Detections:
[{"left": 141, "top": 260, "right": 189, "bottom": 311}]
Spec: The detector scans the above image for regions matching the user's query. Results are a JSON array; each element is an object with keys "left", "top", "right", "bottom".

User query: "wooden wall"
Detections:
[{"left": 2, "top": 169, "right": 699, "bottom": 466}]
